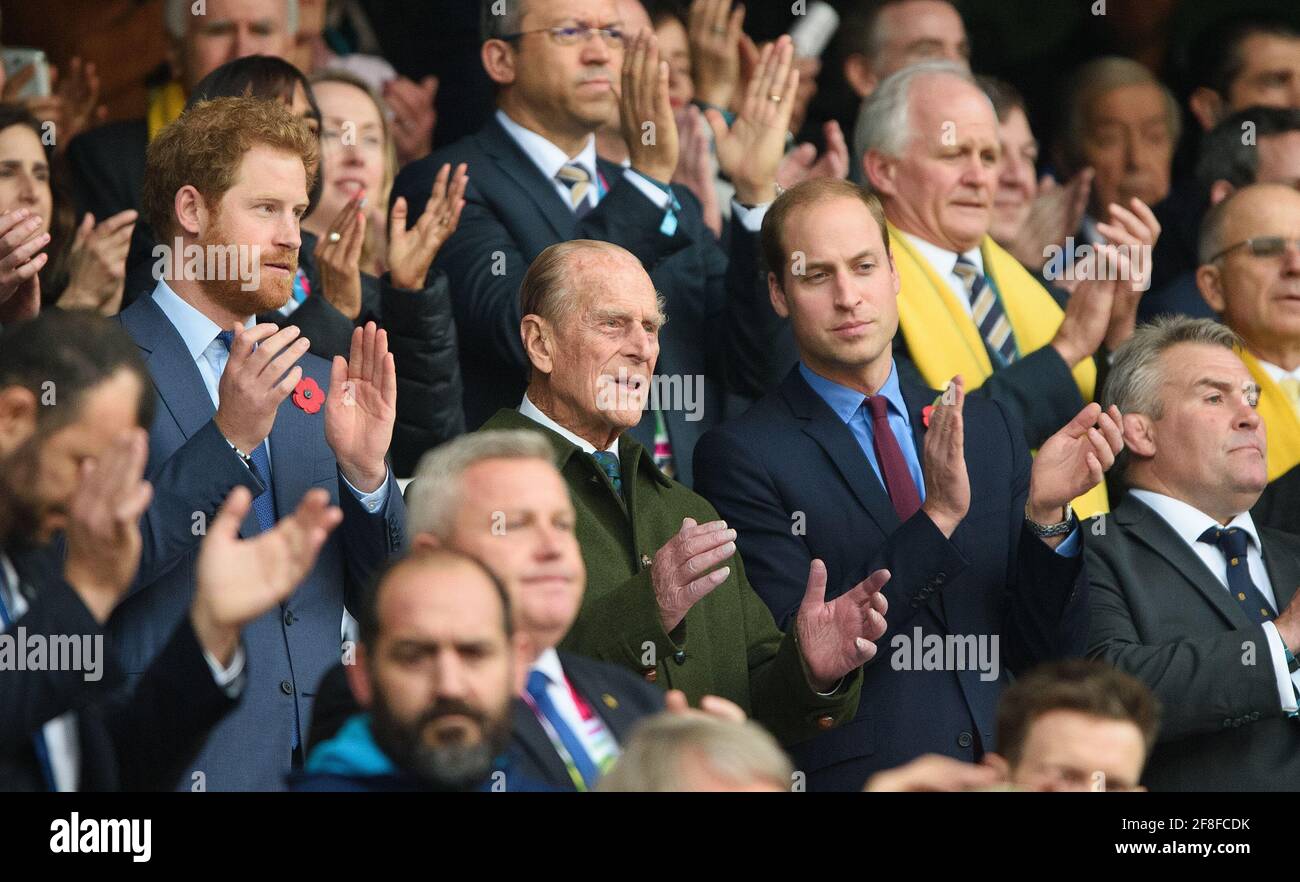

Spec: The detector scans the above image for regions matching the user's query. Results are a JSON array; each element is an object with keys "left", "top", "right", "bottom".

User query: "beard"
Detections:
[
  {"left": 0, "top": 439, "right": 53, "bottom": 551},
  {"left": 196, "top": 214, "right": 299, "bottom": 317},
  {"left": 368, "top": 687, "right": 513, "bottom": 791}
]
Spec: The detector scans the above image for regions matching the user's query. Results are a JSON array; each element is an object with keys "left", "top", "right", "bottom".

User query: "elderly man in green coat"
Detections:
[{"left": 481, "top": 240, "right": 890, "bottom": 746}]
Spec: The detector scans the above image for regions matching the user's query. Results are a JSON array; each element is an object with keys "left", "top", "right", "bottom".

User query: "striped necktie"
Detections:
[
  {"left": 556, "top": 163, "right": 593, "bottom": 218},
  {"left": 953, "top": 255, "right": 1018, "bottom": 366}
]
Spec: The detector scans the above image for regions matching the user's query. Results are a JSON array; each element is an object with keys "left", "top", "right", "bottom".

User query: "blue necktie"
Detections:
[
  {"left": 525, "top": 669, "right": 600, "bottom": 790},
  {"left": 216, "top": 332, "right": 278, "bottom": 533},
  {"left": 216, "top": 331, "right": 298, "bottom": 753},
  {"left": 954, "top": 255, "right": 1018, "bottom": 366},
  {"left": 0, "top": 567, "right": 57, "bottom": 791},
  {"left": 590, "top": 450, "right": 622, "bottom": 496},
  {"left": 1198, "top": 526, "right": 1276, "bottom": 624}
]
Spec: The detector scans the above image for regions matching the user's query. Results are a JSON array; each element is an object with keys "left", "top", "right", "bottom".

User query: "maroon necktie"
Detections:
[{"left": 866, "top": 395, "right": 922, "bottom": 520}]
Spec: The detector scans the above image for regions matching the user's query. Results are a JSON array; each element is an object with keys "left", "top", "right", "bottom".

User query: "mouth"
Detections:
[
  {"left": 578, "top": 78, "right": 612, "bottom": 92},
  {"left": 523, "top": 573, "right": 575, "bottom": 590},
  {"left": 333, "top": 178, "right": 367, "bottom": 193},
  {"left": 263, "top": 261, "right": 294, "bottom": 276},
  {"left": 831, "top": 319, "right": 872, "bottom": 336}
]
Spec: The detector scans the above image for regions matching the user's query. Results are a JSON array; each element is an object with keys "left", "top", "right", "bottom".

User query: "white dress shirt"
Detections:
[
  {"left": 1128, "top": 489, "right": 1300, "bottom": 712},
  {"left": 0, "top": 552, "right": 244, "bottom": 791},
  {"left": 1256, "top": 357, "right": 1300, "bottom": 415},
  {"left": 518, "top": 394, "right": 618, "bottom": 456},
  {"left": 900, "top": 231, "right": 986, "bottom": 319},
  {"left": 495, "top": 109, "right": 769, "bottom": 231},
  {"left": 528, "top": 647, "right": 620, "bottom": 770}
]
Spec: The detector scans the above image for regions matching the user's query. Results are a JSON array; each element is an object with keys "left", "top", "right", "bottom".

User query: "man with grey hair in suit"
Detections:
[{"left": 1087, "top": 315, "right": 1300, "bottom": 791}]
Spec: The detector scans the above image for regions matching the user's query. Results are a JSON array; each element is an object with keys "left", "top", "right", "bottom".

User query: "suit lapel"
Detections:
[
  {"left": 267, "top": 380, "right": 320, "bottom": 524},
  {"left": 782, "top": 368, "right": 901, "bottom": 535},
  {"left": 509, "top": 700, "right": 573, "bottom": 788},
  {"left": 1118, "top": 499, "right": 1254, "bottom": 629},
  {"left": 478, "top": 119, "right": 575, "bottom": 242},
  {"left": 1261, "top": 531, "right": 1300, "bottom": 615},
  {"left": 120, "top": 296, "right": 216, "bottom": 441},
  {"left": 559, "top": 652, "right": 642, "bottom": 743}
]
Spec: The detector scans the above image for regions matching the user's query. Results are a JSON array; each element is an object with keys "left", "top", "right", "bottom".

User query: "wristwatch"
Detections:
[{"left": 1025, "top": 503, "right": 1074, "bottom": 538}]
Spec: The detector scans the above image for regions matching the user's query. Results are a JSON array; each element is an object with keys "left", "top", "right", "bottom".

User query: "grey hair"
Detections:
[
  {"left": 596, "top": 714, "right": 794, "bottom": 792},
  {"left": 481, "top": 0, "right": 528, "bottom": 43},
  {"left": 1059, "top": 56, "right": 1181, "bottom": 173},
  {"left": 1198, "top": 193, "right": 1234, "bottom": 265},
  {"left": 166, "top": 0, "right": 300, "bottom": 41},
  {"left": 1103, "top": 316, "right": 1242, "bottom": 473},
  {"left": 853, "top": 59, "right": 981, "bottom": 163},
  {"left": 407, "top": 430, "right": 558, "bottom": 538}
]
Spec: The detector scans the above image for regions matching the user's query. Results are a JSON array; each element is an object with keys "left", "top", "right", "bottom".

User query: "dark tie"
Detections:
[
  {"left": 591, "top": 450, "right": 622, "bottom": 495},
  {"left": 953, "top": 255, "right": 1018, "bottom": 366},
  {"left": 865, "top": 395, "right": 921, "bottom": 520},
  {"left": 216, "top": 331, "right": 278, "bottom": 533},
  {"left": 1198, "top": 526, "right": 1276, "bottom": 624},
  {"left": 557, "top": 163, "right": 593, "bottom": 218},
  {"left": 0, "top": 567, "right": 57, "bottom": 791},
  {"left": 525, "top": 669, "right": 600, "bottom": 791}
]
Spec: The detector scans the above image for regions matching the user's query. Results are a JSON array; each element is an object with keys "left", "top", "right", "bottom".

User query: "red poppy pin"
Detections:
[
  {"left": 922, "top": 404, "right": 935, "bottom": 428},
  {"left": 293, "top": 377, "right": 325, "bottom": 414}
]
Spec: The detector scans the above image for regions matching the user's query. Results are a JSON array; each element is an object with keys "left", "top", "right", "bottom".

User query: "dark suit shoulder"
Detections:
[{"left": 557, "top": 650, "right": 665, "bottom": 713}]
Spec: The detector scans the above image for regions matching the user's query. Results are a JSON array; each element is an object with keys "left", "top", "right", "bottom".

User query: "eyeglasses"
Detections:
[
  {"left": 1209, "top": 236, "right": 1300, "bottom": 263},
  {"left": 499, "top": 23, "right": 625, "bottom": 48}
]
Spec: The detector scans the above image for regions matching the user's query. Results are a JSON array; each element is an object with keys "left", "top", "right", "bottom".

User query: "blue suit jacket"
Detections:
[
  {"left": 390, "top": 117, "right": 793, "bottom": 486},
  {"left": 112, "top": 295, "right": 407, "bottom": 791},
  {"left": 694, "top": 366, "right": 1088, "bottom": 790}
]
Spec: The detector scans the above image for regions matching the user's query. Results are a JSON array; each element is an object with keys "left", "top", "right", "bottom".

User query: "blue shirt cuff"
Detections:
[
  {"left": 341, "top": 467, "right": 390, "bottom": 514},
  {"left": 1053, "top": 526, "right": 1081, "bottom": 558}
]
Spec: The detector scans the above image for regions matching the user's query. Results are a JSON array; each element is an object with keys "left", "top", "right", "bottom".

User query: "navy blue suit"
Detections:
[
  {"left": 390, "top": 117, "right": 792, "bottom": 486},
  {"left": 694, "top": 366, "right": 1088, "bottom": 790},
  {"left": 112, "top": 294, "right": 407, "bottom": 791}
]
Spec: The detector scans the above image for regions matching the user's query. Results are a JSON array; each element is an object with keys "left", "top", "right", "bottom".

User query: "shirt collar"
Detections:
[
  {"left": 1255, "top": 357, "right": 1300, "bottom": 383},
  {"left": 798, "top": 360, "right": 911, "bottom": 427},
  {"left": 900, "top": 230, "right": 984, "bottom": 278},
  {"left": 496, "top": 109, "right": 598, "bottom": 184},
  {"left": 518, "top": 394, "right": 619, "bottom": 456},
  {"left": 529, "top": 647, "right": 565, "bottom": 686},
  {"left": 1128, "top": 488, "right": 1262, "bottom": 552},
  {"left": 151, "top": 279, "right": 254, "bottom": 362}
]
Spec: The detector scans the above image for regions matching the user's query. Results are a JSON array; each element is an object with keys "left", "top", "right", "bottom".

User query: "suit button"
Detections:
[
  {"left": 1223, "top": 719, "right": 1233, "bottom": 728},
  {"left": 934, "top": 572, "right": 946, "bottom": 584},
  {"left": 640, "top": 554, "right": 653, "bottom": 569},
  {"left": 817, "top": 715, "right": 834, "bottom": 730},
  {"left": 673, "top": 650, "right": 686, "bottom": 665},
  {"left": 957, "top": 732, "right": 973, "bottom": 748},
  {"left": 643, "top": 668, "right": 657, "bottom": 683},
  {"left": 280, "top": 680, "right": 294, "bottom": 695},
  {"left": 283, "top": 610, "right": 295, "bottom": 626},
  {"left": 1250, "top": 712, "right": 1260, "bottom": 721}
]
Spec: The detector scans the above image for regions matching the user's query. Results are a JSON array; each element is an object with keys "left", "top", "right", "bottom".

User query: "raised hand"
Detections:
[
  {"left": 650, "top": 517, "right": 737, "bottom": 633},
  {"left": 795, "top": 560, "right": 889, "bottom": 691},
  {"left": 63, "top": 428, "right": 154, "bottom": 623},
  {"left": 1050, "top": 245, "right": 1121, "bottom": 368},
  {"left": 1096, "top": 196, "right": 1161, "bottom": 350},
  {"left": 688, "top": 0, "right": 746, "bottom": 109},
  {"left": 621, "top": 31, "right": 679, "bottom": 184},
  {"left": 1009, "top": 167, "right": 1093, "bottom": 272},
  {"left": 865, "top": 753, "right": 1007, "bottom": 792},
  {"left": 315, "top": 192, "right": 366, "bottom": 320},
  {"left": 214, "top": 323, "right": 311, "bottom": 454},
  {"left": 777, "top": 119, "right": 849, "bottom": 189},
  {"left": 191, "top": 486, "right": 342, "bottom": 665},
  {"left": 703, "top": 35, "right": 798, "bottom": 206},
  {"left": 383, "top": 75, "right": 438, "bottom": 167},
  {"left": 388, "top": 161, "right": 467, "bottom": 290},
  {"left": 325, "top": 322, "right": 396, "bottom": 493},
  {"left": 671, "top": 106, "right": 722, "bottom": 238},
  {"left": 665, "top": 689, "right": 747, "bottom": 722},
  {"left": 0, "top": 208, "right": 50, "bottom": 320},
  {"left": 58, "top": 209, "right": 137, "bottom": 314},
  {"left": 1027, "top": 402, "right": 1124, "bottom": 534},
  {"left": 920, "top": 376, "right": 969, "bottom": 537}
]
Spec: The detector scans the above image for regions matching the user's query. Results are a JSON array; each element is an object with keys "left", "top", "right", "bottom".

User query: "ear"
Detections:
[
  {"left": 843, "top": 54, "right": 877, "bottom": 99},
  {"left": 344, "top": 644, "right": 374, "bottom": 709},
  {"left": 767, "top": 271, "right": 790, "bottom": 319},
  {"left": 863, "top": 149, "right": 897, "bottom": 197},
  {"left": 481, "top": 39, "right": 518, "bottom": 87},
  {"left": 1196, "top": 263, "right": 1227, "bottom": 313},
  {"left": 520, "top": 314, "right": 556, "bottom": 376},
  {"left": 1208, "top": 180, "right": 1235, "bottom": 206},
  {"left": 0, "top": 386, "right": 38, "bottom": 458},
  {"left": 412, "top": 531, "right": 441, "bottom": 552},
  {"left": 1188, "top": 87, "right": 1222, "bottom": 132},
  {"left": 174, "top": 185, "right": 207, "bottom": 238},
  {"left": 1122, "top": 412, "right": 1157, "bottom": 460}
]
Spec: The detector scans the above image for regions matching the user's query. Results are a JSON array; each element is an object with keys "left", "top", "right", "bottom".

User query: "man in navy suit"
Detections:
[
  {"left": 112, "top": 96, "right": 406, "bottom": 791},
  {"left": 694, "top": 179, "right": 1123, "bottom": 790},
  {"left": 390, "top": 0, "right": 805, "bottom": 485}
]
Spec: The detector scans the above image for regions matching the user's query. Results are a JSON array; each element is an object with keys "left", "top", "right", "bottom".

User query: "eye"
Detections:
[
  {"left": 857, "top": 261, "right": 875, "bottom": 273},
  {"left": 1207, "top": 393, "right": 1223, "bottom": 404}
]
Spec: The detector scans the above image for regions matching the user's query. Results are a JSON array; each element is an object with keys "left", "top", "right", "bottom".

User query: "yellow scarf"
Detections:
[
  {"left": 1240, "top": 350, "right": 1300, "bottom": 481},
  {"left": 146, "top": 80, "right": 188, "bottom": 142},
  {"left": 888, "top": 226, "right": 1108, "bottom": 518}
]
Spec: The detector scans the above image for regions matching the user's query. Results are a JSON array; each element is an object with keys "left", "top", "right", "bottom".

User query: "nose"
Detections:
[
  {"left": 14, "top": 170, "right": 37, "bottom": 205},
  {"left": 277, "top": 211, "right": 302, "bottom": 253},
  {"left": 431, "top": 649, "right": 469, "bottom": 700},
  {"left": 1237, "top": 398, "right": 1263, "bottom": 431},
  {"left": 581, "top": 29, "right": 613, "bottom": 64},
  {"left": 626, "top": 323, "right": 657, "bottom": 363},
  {"left": 535, "top": 523, "right": 565, "bottom": 559},
  {"left": 831, "top": 269, "right": 864, "bottom": 310},
  {"left": 1281, "top": 239, "right": 1300, "bottom": 275}
]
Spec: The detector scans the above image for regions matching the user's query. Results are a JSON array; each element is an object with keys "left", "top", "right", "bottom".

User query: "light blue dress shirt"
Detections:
[
  {"left": 799, "top": 359, "right": 1078, "bottom": 556},
  {"left": 151, "top": 281, "right": 389, "bottom": 512}
]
